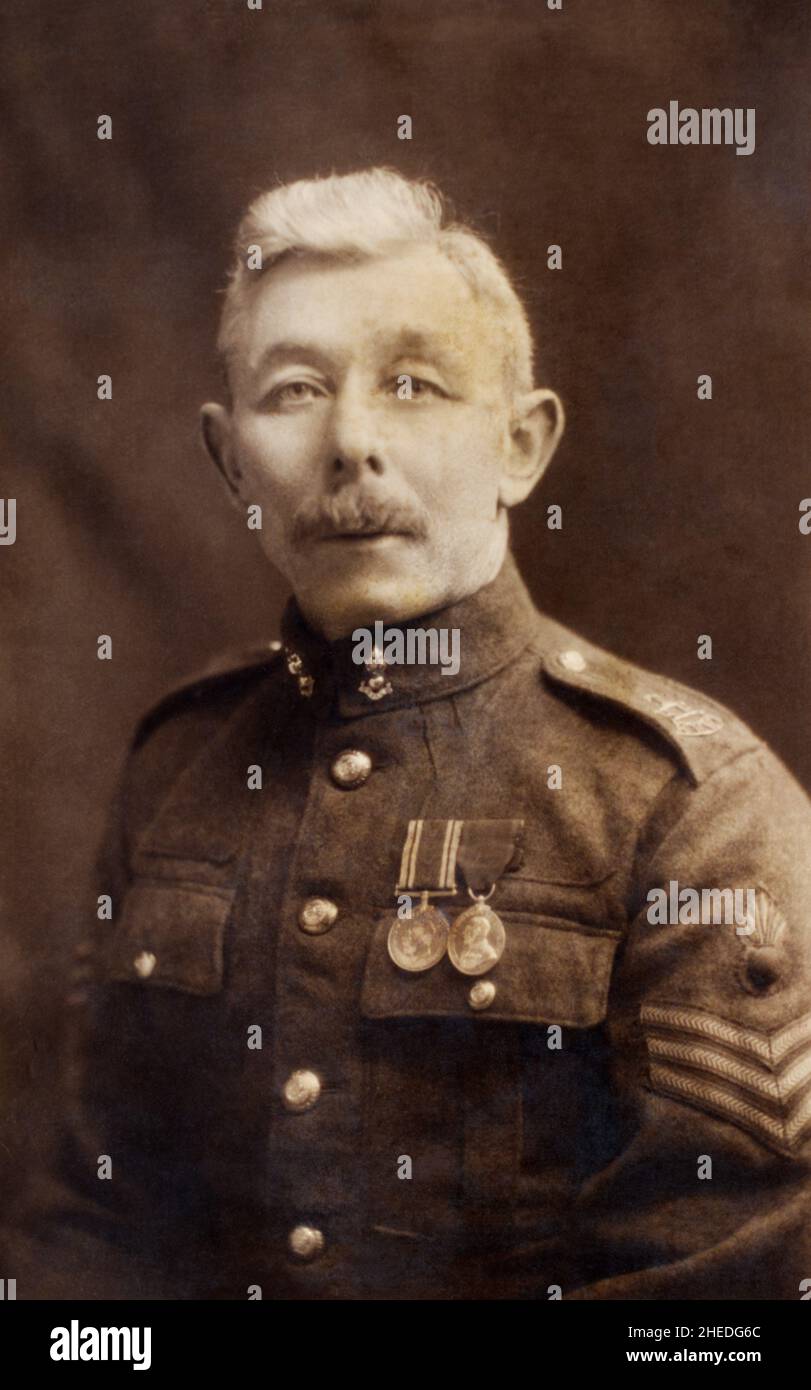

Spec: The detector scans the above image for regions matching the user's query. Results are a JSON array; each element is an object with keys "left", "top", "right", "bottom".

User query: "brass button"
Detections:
[
  {"left": 299, "top": 898, "right": 339, "bottom": 935},
  {"left": 330, "top": 749, "right": 372, "bottom": 788},
  {"left": 468, "top": 980, "right": 496, "bottom": 1011},
  {"left": 133, "top": 950, "right": 156, "bottom": 979},
  {"left": 559, "top": 649, "right": 586, "bottom": 673},
  {"left": 282, "top": 1069, "right": 322, "bottom": 1112},
  {"left": 288, "top": 1225, "right": 325, "bottom": 1261}
]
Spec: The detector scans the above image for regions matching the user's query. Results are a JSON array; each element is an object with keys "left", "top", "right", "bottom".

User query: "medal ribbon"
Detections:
[{"left": 396, "top": 819, "right": 524, "bottom": 895}]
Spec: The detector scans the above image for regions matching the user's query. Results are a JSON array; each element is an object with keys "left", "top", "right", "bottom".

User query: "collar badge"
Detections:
[
  {"left": 284, "top": 646, "right": 314, "bottom": 698},
  {"left": 359, "top": 644, "right": 393, "bottom": 702}
]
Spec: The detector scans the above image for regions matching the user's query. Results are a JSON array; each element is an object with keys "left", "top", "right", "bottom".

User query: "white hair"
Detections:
[{"left": 217, "top": 166, "right": 536, "bottom": 398}]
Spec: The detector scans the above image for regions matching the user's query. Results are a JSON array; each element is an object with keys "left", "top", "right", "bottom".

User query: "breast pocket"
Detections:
[
  {"left": 102, "top": 878, "right": 234, "bottom": 995},
  {"left": 358, "top": 899, "right": 622, "bottom": 1238},
  {"left": 360, "top": 909, "right": 619, "bottom": 1026},
  {"left": 78, "top": 874, "right": 237, "bottom": 1166}
]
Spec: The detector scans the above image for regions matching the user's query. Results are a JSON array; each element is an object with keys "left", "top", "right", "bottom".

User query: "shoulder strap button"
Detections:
[{"left": 559, "top": 649, "right": 587, "bottom": 673}]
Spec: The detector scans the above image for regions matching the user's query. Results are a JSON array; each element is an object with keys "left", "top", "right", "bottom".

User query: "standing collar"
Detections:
[{"left": 279, "top": 551, "right": 542, "bottom": 719}]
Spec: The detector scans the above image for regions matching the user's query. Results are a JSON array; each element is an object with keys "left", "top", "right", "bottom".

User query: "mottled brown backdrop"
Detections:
[{"left": 1, "top": 0, "right": 809, "bottom": 1197}]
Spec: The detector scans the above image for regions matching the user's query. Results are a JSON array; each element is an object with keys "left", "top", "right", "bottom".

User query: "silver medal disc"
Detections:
[
  {"left": 448, "top": 901, "right": 506, "bottom": 977},
  {"left": 387, "top": 904, "right": 450, "bottom": 972}
]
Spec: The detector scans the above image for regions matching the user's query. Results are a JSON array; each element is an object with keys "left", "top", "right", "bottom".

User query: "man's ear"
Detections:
[
  {"left": 498, "top": 388, "right": 565, "bottom": 508},
  {"left": 200, "top": 402, "right": 243, "bottom": 501}
]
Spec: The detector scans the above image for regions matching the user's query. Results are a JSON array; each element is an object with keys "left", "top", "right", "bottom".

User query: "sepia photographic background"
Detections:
[{"left": 1, "top": 0, "right": 810, "bottom": 1205}]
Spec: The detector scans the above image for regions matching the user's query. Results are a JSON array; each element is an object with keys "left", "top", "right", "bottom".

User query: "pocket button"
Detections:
[{"left": 468, "top": 980, "right": 496, "bottom": 1011}]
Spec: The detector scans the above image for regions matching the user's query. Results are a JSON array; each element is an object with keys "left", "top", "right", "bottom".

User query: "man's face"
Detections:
[{"left": 206, "top": 245, "right": 551, "bottom": 636}]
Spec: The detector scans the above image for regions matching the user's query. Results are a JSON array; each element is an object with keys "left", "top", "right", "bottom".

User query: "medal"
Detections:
[
  {"left": 386, "top": 818, "right": 523, "bottom": 975},
  {"left": 387, "top": 891, "right": 450, "bottom": 973},
  {"left": 448, "top": 885, "right": 506, "bottom": 977}
]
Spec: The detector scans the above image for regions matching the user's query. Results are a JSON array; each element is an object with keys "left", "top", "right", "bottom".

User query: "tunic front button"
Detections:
[
  {"left": 288, "top": 1225, "right": 325, "bottom": 1261},
  {"left": 298, "top": 898, "right": 339, "bottom": 934},
  {"left": 282, "top": 1069, "right": 322, "bottom": 1112},
  {"left": 330, "top": 749, "right": 372, "bottom": 788}
]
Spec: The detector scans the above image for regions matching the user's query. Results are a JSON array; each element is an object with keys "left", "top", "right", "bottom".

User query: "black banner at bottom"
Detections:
[{"left": 0, "top": 1298, "right": 806, "bottom": 1379}]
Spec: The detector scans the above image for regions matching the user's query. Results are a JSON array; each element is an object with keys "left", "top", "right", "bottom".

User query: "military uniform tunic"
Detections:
[{"left": 7, "top": 553, "right": 811, "bottom": 1299}]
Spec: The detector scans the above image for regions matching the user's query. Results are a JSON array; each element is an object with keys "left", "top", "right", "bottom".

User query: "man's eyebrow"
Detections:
[
  {"left": 252, "top": 332, "right": 463, "bottom": 376},
  {"left": 254, "top": 341, "right": 331, "bottom": 375},
  {"left": 384, "top": 331, "right": 461, "bottom": 367}
]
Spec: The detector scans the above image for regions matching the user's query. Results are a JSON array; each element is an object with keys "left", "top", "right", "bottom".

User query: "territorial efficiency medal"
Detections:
[
  {"left": 387, "top": 891, "right": 450, "bottom": 972},
  {"left": 385, "top": 818, "right": 461, "bottom": 973}
]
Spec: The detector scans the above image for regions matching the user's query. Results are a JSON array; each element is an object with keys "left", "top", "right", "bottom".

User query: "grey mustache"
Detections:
[{"left": 292, "top": 494, "right": 428, "bottom": 542}]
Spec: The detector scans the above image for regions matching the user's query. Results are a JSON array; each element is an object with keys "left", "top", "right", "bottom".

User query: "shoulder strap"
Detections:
[{"left": 540, "top": 637, "right": 761, "bottom": 786}]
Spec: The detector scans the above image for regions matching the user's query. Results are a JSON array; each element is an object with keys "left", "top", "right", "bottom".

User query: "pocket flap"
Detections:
[
  {"left": 360, "top": 910, "right": 620, "bottom": 1027},
  {"left": 102, "top": 880, "right": 233, "bottom": 995}
]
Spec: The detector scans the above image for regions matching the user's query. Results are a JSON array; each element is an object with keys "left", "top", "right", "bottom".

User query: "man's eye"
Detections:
[
  {"left": 390, "top": 375, "right": 446, "bottom": 400},
  {"left": 270, "top": 381, "right": 324, "bottom": 406}
]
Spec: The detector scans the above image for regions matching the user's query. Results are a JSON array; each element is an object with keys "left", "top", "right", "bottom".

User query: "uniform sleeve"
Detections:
[
  {"left": 568, "top": 744, "right": 811, "bottom": 1300},
  {"left": 1, "top": 759, "right": 216, "bottom": 1300}
]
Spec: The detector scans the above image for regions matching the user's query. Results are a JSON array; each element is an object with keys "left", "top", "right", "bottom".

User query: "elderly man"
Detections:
[{"left": 7, "top": 167, "right": 811, "bottom": 1300}]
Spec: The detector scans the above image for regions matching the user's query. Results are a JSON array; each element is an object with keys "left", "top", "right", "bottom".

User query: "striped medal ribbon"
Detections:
[{"left": 386, "top": 818, "right": 524, "bottom": 974}]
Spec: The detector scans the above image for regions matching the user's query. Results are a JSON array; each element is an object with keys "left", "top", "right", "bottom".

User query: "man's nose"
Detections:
[{"left": 327, "top": 386, "right": 386, "bottom": 481}]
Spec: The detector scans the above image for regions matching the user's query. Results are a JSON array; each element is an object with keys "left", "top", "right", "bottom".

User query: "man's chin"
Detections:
[{"left": 292, "top": 545, "right": 442, "bottom": 638}]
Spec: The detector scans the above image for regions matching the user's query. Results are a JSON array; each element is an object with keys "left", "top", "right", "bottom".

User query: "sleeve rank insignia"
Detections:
[{"left": 641, "top": 1002, "right": 811, "bottom": 1155}]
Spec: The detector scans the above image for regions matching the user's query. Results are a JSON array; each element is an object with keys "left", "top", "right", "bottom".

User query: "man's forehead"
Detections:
[
  {"left": 242, "top": 247, "right": 500, "bottom": 371},
  {"left": 253, "top": 326, "right": 469, "bottom": 374}
]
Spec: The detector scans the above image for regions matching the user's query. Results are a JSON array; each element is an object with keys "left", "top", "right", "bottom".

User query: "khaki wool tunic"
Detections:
[{"left": 7, "top": 552, "right": 811, "bottom": 1299}]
